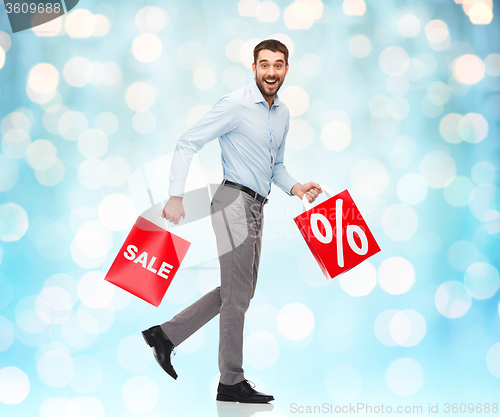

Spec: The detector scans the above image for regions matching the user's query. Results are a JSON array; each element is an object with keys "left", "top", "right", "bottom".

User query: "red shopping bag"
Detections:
[
  {"left": 105, "top": 216, "right": 191, "bottom": 307},
  {"left": 294, "top": 185, "right": 380, "bottom": 279}
]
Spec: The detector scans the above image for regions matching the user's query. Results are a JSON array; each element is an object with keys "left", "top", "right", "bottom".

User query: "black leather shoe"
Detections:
[
  {"left": 216, "top": 380, "right": 274, "bottom": 403},
  {"left": 142, "top": 325, "right": 177, "bottom": 380}
]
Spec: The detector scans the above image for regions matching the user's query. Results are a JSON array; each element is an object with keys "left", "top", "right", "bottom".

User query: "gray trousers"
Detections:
[{"left": 161, "top": 182, "right": 265, "bottom": 385}]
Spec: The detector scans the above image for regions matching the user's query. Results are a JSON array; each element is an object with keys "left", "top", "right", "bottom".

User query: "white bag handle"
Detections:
[{"left": 302, "top": 184, "right": 335, "bottom": 211}]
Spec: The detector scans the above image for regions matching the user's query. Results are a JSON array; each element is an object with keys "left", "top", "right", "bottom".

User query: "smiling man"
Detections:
[{"left": 142, "top": 39, "right": 322, "bottom": 404}]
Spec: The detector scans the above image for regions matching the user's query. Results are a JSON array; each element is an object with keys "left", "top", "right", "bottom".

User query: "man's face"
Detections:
[{"left": 252, "top": 49, "right": 289, "bottom": 99}]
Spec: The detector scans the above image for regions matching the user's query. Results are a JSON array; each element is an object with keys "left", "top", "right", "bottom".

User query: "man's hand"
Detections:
[
  {"left": 162, "top": 196, "right": 185, "bottom": 225},
  {"left": 291, "top": 182, "right": 322, "bottom": 203}
]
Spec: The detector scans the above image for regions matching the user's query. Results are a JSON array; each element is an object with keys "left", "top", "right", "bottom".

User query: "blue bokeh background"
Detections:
[{"left": 1, "top": 0, "right": 500, "bottom": 416}]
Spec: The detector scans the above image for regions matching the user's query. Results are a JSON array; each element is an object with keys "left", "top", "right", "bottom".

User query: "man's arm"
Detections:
[
  {"left": 271, "top": 121, "right": 300, "bottom": 196},
  {"left": 290, "top": 182, "right": 322, "bottom": 203},
  {"left": 169, "top": 95, "right": 240, "bottom": 197},
  {"left": 271, "top": 118, "right": 322, "bottom": 203},
  {"left": 163, "top": 95, "right": 240, "bottom": 224}
]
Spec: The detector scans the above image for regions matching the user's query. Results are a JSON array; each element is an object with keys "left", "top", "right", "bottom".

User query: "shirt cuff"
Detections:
[
  {"left": 275, "top": 176, "right": 298, "bottom": 197},
  {"left": 169, "top": 181, "right": 186, "bottom": 198}
]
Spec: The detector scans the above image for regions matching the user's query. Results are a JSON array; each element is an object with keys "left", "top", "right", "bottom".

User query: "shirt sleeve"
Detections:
[
  {"left": 271, "top": 115, "right": 298, "bottom": 197},
  {"left": 169, "top": 94, "right": 240, "bottom": 197}
]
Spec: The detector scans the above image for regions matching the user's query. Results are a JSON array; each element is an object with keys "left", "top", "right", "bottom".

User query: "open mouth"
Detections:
[{"left": 264, "top": 79, "right": 278, "bottom": 87}]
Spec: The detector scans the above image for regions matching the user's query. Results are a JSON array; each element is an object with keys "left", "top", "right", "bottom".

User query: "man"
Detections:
[{"left": 142, "top": 39, "right": 322, "bottom": 403}]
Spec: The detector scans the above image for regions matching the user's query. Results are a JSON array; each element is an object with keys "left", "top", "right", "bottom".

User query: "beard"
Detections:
[{"left": 255, "top": 70, "right": 284, "bottom": 98}]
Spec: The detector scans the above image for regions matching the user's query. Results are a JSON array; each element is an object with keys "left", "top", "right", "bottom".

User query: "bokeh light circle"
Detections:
[
  {"left": 64, "top": 57, "right": 93, "bottom": 87},
  {"left": 0, "top": 367, "right": 30, "bottom": 404},
  {"left": 447, "top": 240, "right": 479, "bottom": 271},
  {"left": 132, "top": 111, "right": 156, "bottom": 134},
  {"left": 104, "top": 156, "right": 130, "bottom": 187},
  {"left": 377, "top": 257, "right": 415, "bottom": 294},
  {"left": 36, "top": 349, "right": 74, "bottom": 388},
  {"left": 77, "top": 158, "right": 108, "bottom": 189},
  {"left": 71, "top": 220, "right": 113, "bottom": 269},
  {"left": 35, "top": 223, "right": 73, "bottom": 261},
  {"left": 280, "top": 86, "right": 309, "bottom": 117},
  {"left": 28, "top": 63, "right": 59, "bottom": 95},
  {"left": 69, "top": 355, "right": 103, "bottom": 393},
  {"left": 95, "top": 112, "right": 119, "bottom": 135},
  {"left": 471, "top": 161, "right": 496, "bottom": 185},
  {"left": 443, "top": 176, "right": 475, "bottom": 207},
  {"left": 117, "top": 335, "right": 152, "bottom": 372},
  {"left": 435, "top": 281, "right": 471, "bottom": 319},
  {"left": 386, "top": 358, "right": 423, "bottom": 395},
  {"left": 78, "top": 271, "right": 114, "bottom": 309},
  {"left": 243, "top": 331, "right": 280, "bottom": 369},
  {"left": 464, "top": 262, "right": 499, "bottom": 300},
  {"left": 439, "top": 113, "right": 463, "bottom": 144},
  {"left": 277, "top": 303, "right": 314, "bottom": 340},
  {"left": 132, "top": 34, "right": 162, "bottom": 63},
  {"left": 321, "top": 120, "right": 351, "bottom": 151},
  {"left": 381, "top": 204, "right": 418, "bottom": 241},
  {"left": 375, "top": 309, "right": 426, "bottom": 347},
  {"left": 65, "top": 9, "right": 96, "bottom": 38},
  {"left": 339, "top": 261, "right": 377, "bottom": 296},
  {"left": 122, "top": 376, "right": 159, "bottom": 413},
  {"left": 419, "top": 150, "right": 456, "bottom": 188},
  {"left": 351, "top": 159, "right": 389, "bottom": 196},
  {"left": 0, "top": 203, "right": 29, "bottom": 242},
  {"left": 0, "top": 154, "right": 18, "bottom": 191},
  {"left": 0, "top": 316, "right": 15, "bottom": 352},
  {"left": 193, "top": 67, "right": 217, "bottom": 90},
  {"left": 68, "top": 397, "right": 105, "bottom": 417},
  {"left": 299, "top": 53, "right": 322, "bottom": 77},
  {"left": 397, "top": 14, "right": 421, "bottom": 37},
  {"left": 287, "top": 119, "right": 314, "bottom": 150},
  {"left": 469, "top": 184, "right": 500, "bottom": 221},
  {"left": 135, "top": 6, "right": 168, "bottom": 33},
  {"left": 125, "top": 82, "right": 156, "bottom": 112},
  {"left": 486, "top": 343, "right": 500, "bottom": 379},
  {"left": 35, "top": 157, "right": 65, "bottom": 187},
  {"left": 459, "top": 113, "right": 488, "bottom": 144},
  {"left": 379, "top": 46, "right": 409, "bottom": 76},
  {"left": 78, "top": 129, "right": 108, "bottom": 158},
  {"left": 58, "top": 110, "right": 88, "bottom": 141},
  {"left": 397, "top": 173, "right": 428, "bottom": 205},
  {"left": 26, "top": 139, "right": 57, "bottom": 170},
  {"left": 452, "top": 54, "right": 485, "bottom": 85},
  {"left": 98, "top": 193, "right": 136, "bottom": 231},
  {"left": 348, "top": 35, "right": 371, "bottom": 58},
  {"left": 2, "top": 128, "right": 31, "bottom": 159}
]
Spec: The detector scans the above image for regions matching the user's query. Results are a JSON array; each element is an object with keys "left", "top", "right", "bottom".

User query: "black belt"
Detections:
[{"left": 222, "top": 180, "right": 269, "bottom": 204}]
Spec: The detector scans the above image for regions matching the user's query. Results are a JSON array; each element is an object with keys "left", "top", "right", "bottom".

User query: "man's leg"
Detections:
[
  {"left": 215, "top": 188, "right": 264, "bottom": 385},
  {"left": 160, "top": 287, "right": 221, "bottom": 347},
  {"left": 158, "top": 185, "right": 263, "bottom": 385},
  {"left": 159, "top": 185, "right": 260, "bottom": 348}
]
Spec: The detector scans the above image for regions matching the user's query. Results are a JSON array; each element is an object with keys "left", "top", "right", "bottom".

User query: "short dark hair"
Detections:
[{"left": 253, "top": 39, "right": 289, "bottom": 66}]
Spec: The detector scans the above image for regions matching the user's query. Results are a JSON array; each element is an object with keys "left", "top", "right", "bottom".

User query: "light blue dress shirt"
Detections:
[{"left": 169, "top": 80, "right": 298, "bottom": 198}]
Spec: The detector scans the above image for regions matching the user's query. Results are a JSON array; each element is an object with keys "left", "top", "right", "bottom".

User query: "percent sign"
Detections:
[{"left": 309, "top": 197, "right": 369, "bottom": 267}]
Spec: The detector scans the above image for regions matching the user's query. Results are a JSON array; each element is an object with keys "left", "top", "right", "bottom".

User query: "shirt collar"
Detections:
[{"left": 249, "top": 79, "right": 281, "bottom": 108}]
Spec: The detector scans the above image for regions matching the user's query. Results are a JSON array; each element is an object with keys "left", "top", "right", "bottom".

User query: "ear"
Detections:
[
  {"left": 252, "top": 62, "right": 256, "bottom": 77},
  {"left": 285, "top": 64, "right": 289, "bottom": 76}
]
